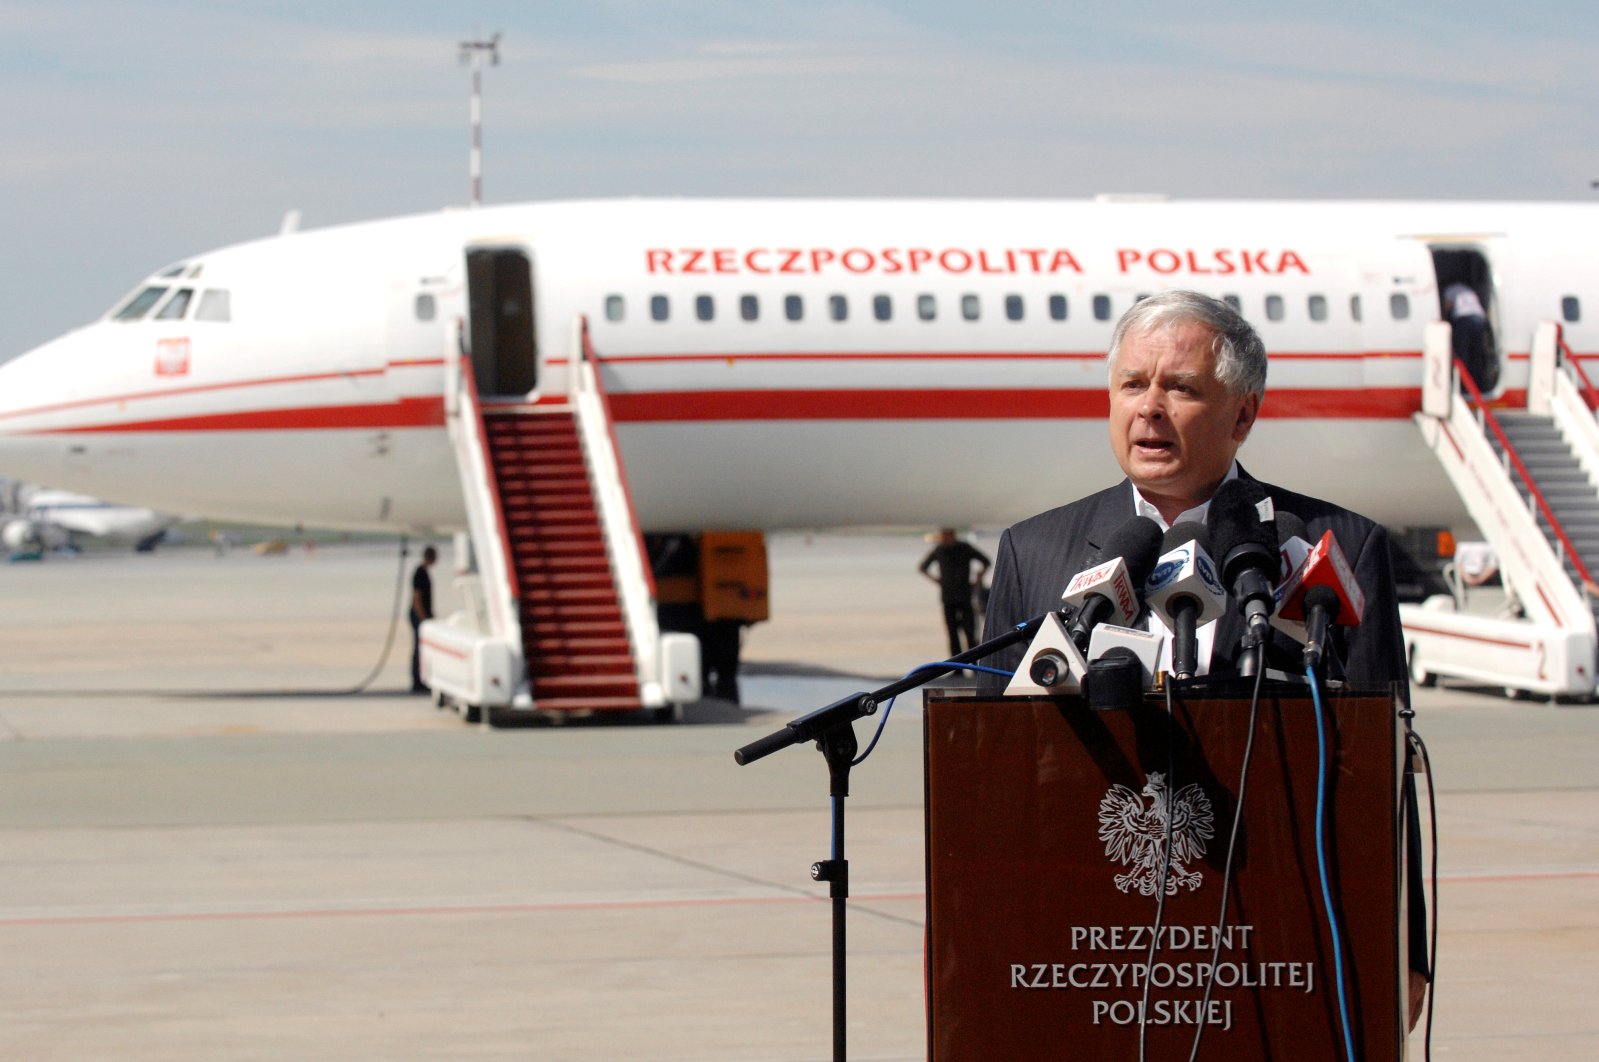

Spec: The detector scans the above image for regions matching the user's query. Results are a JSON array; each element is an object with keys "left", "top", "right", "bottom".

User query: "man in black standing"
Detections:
[
  {"left": 920, "top": 528, "right": 991, "bottom": 656},
  {"left": 409, "top": 545, "right": 437, "bottom": 693}
]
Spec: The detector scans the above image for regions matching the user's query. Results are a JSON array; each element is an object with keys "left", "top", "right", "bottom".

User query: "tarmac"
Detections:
[{"left": 0, "top": 532, "right": 1594, "bottom": 1060}]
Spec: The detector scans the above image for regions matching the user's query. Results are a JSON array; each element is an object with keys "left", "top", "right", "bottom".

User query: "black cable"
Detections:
[
  {"left": 1188, "top": 642, "right": 1266, "bottom": 1062},
  {"left": 850, "top": 661, "right": 1014, "bottom": 767},
  {"left": 1410, "top": 727, "right": 1439, "bottom": 1061},
  {"left": 329, "top": 534, "right": 413, "bottom": 695},
  {"left": 1138, "top": 677, "right": 1179, "bottom": 1062},
  {"left": 3, "top": 536, "right": 415, "bottom": 699}
]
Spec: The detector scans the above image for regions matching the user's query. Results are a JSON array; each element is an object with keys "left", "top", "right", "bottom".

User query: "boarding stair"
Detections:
[
  {"left": 419, "top": 316, "right": 698, "bottom": 723},
  {"left": 1489, "top": 412, "right": 1599, "bottom": 631},
  {"left": 484, "top": 407, "right": 642, "bottom": 712},
  {"left": 1407, "top": 321, "right": 1599, "bottom": 699}
]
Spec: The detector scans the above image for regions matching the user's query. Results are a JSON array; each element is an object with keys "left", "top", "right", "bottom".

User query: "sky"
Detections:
[{"left": 2, "top": 0, "right": 1596, "bottom": 359}]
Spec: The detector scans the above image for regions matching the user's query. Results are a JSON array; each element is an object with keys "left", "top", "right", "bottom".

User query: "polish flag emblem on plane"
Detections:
[{"left": 154, "top": 337, "right": 190, "bottom": 377}]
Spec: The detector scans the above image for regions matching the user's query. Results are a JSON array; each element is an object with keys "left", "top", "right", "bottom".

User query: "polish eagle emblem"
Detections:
[{"left": 1098, "top": 772, "right": 1215, "bottom": 896}]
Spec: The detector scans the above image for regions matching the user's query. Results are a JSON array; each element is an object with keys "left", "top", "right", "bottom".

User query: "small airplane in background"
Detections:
[{"left": 2, "top": 481, "right": 178, "bottom": 558}]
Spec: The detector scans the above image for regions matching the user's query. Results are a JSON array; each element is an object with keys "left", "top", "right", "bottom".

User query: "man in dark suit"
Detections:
[
  {"left": 983, "top": 480, "right": 1407, "bottom": 687},
  {"left": 980, "top": 290, "right": 1427, "bottom": 1027}
]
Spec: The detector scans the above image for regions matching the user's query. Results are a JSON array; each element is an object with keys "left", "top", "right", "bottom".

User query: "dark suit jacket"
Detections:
[
  {"left": 979, "top": 469, "right": 1428, "bottom": 977},
  {"left": 980, "top": 471, "right": 1409, "bottom": 699}
]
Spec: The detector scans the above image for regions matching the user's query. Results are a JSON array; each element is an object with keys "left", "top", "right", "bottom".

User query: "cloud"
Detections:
[
  {"left": 294, "top": 33, "right": 460, "bottom": 68},
  {"left": 578, "top": 53, "right": 880, "bottom": 84}
]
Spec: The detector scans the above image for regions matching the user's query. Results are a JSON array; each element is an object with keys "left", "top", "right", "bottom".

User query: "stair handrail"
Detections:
[
  {"left": 1557, "top": 327, "right": 1599, "bottom": 411},
  {"left": 567, "top": 314, "right": 661, "bottom": 697},
  {"left": 1542, "top": 320, "right": 1599, "bottom": 492},
  {"left": 1458, "top": 354, "right": 1598, "bottom": 592},
  {"left": 572, "top": 317, "right": 657, "bottom": 599},
  {"left": 444, "top": 320, "right": 522, "bottom": 641}
]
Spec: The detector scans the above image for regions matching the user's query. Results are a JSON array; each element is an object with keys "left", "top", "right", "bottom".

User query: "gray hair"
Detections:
[{"left": 1107, "top": 290, "right": 1268, "bottom": 398}]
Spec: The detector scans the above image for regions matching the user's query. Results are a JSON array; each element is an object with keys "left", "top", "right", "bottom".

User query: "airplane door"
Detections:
[
  {"left": 465, "top": 246, "right": 539, "bottom": 398},
  {"left": 1428, "top": 245, "right": 1501, "bottom": 395}
]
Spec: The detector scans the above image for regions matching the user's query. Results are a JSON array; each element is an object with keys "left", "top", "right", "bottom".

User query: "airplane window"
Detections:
[
  {"left": 416, "top": 294, "right": 438, "bottom": 322},
  {"left": 158, "top": 264, "right": 187, "bottom": 278},
  {"left": 918, "top": 295, "right": 936, "bottom": 321},
  {"left": 829, "top": 295, "right": 848, "bottom": 322},
  {"left": 1005, "top": 295, "right": 1024, "bottom": 321},
  {"left": 1093, "top": 294, "right": 1112, "bottom": 321},
  {"left": 873, "top": 295, "right": 892, "bottom": 322},
  {"left": 1265, "top": 295, "right": 1285, "bottom": 322},
  {"left": 740, "top": 295, "right": 758, "bottom": 322},
  {"left": 961, "top": 294, "right": 980, "bottom": 321},
  {"left": 1308, "top": 295, "right": 1327, "bottom": 322},
  {"left": 1222, "top": 294, "right": 1241, "bottom": 313},
  {"left": 1350, "top": 295, "right": 1362, "bottom": 322},
  {"left": 196, "top": 289, "right": 231, "bottom": 322},
  {"left": 696, "top": 295, "right": 715, "bottom": 322},
  {"left": 155, "top": 288, "right": 194, "bottom": 320},
  {"left": 1390, "top": 293, "right": 1410, "bottom": 320},
  {"left": 1049, "top": 294, "right": 1068, "bottom": 321},
  {"left": 785, "top": 295, "right": 803, "bottom": 321},
  {"left": 651, "top": 295, "right": 669, "bottom": 322},
  {"left": 604, "top": 295, "right": 624, "bottom": 322},
  {"left": 1563, "top": 296, "right": 1581, "bottom": 323},
  {"left": 112, "top": 286, "right": 169, "bottom": 321}
]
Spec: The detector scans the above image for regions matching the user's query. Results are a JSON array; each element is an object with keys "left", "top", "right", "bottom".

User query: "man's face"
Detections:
[{"left": 1108, "top": 320, "right": 1260, "bottom": 512}]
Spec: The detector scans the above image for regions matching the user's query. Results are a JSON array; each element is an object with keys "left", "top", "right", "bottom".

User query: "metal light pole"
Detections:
[{"left": 459, "top": 32, "right": 501, "bottom": 207}]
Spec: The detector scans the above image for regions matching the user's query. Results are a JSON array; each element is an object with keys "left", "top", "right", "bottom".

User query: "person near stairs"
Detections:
[
  {"left": 409, "top": 545, "right": 438, "bottom": 693},
  {"left": 1444, "top": 281, "right": 1496, "bottom": 393}
]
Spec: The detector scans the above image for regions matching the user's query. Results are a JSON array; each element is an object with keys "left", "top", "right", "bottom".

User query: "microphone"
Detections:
[
  {"left": 1271, "top": 511, "right": 1314, "bottom": 644},
  {"left": 1144, "top": 522, "right": 1227, "bottom": 680},
  {"left": 1208, "top": 479, "right": 1280, "bottom": 665},
  {"left": 1062, "top": 516, "right": 1164, "bottom": 652},
  {"left": 1275, "top": 511, "right": 1313, "bottom": 582},
  {"left": 1004, "top": 612, "right": 1090, "bottom": 696},
  {"left": 1275, "top": 528, "right": 1365, "bottom": 668}
]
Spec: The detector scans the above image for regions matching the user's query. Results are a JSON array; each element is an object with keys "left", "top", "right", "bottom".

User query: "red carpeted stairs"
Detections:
[{"left": 482, "top": 406, "right": 642, "bottom": 713}]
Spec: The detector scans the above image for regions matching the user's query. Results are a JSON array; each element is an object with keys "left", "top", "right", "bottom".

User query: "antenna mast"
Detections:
[{"left": 459, "top": 31, "right": 501, "bottom": 208}]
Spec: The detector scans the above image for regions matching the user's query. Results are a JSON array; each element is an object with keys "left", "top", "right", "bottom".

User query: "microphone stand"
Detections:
[{"left": 733, "top": 613, "right": 1047, "bottom": 1062}]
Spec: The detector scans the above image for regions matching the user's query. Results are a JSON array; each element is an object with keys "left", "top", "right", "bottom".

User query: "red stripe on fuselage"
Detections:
[
  {"left": 603, "top": 387, "right": 1422, "bottom": 422},
  {"left": 0, "top": 344, "right": 1444, "bottom": 434},
  {"left": 590, "top": 348, "right": 1425, "bottom": 365},
  {"left": 15, "top": 387, "right": 1425, "bottom": 434},
  {"left": 37, "top": 396, "right": 445, "bottom": 434},
  {"left": 0, "top": 368, "right": 388, "bottom": 425}
]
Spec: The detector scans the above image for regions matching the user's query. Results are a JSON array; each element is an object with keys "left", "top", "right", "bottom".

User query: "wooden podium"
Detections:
[{"left": 924, "top": 682, "right": 1410, "bottom": 1060}]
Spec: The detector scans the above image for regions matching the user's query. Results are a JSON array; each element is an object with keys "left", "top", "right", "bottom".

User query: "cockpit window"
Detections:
[
  {"left": 155, "top": 288, "right": 194, "bottom": 320},
  {"left": 158, "top": 264, "right": 188, "bottom": 278},
  {"left": 196, "top": 289, "right": 231, "bottom": 322},
  {"left": 113, "top": 286, "right": 169, "bottom": 321}
]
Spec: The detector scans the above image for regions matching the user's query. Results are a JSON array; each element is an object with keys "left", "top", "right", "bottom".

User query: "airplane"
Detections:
[
  {"left": 1, "top": 482, "right": 179, "bottom": 556},
  {"left": 0, "top": 196, "right": 1592, "bottom": 710}
]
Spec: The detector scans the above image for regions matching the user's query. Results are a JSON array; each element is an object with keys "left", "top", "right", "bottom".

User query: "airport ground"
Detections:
[{"left": 0, "top": 533, "right": 1594, "bottom": 1060}]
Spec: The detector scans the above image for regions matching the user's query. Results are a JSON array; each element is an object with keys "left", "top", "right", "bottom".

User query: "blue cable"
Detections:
[
  {"left": 1309, "top": 664, "right": 1358, "bottom": 1062},
  {"left": 851, "top": 661, "right": 1015, "bottom": 766}
]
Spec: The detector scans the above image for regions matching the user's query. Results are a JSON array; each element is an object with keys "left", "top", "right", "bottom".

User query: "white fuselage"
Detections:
[{"left": 0, "top": 198, "right": 1593, "bottom": 535}]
